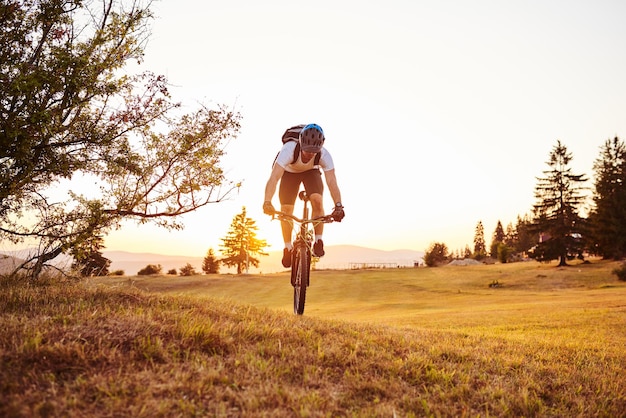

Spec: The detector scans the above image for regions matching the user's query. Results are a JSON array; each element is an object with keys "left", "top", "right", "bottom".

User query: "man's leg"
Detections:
[
  {"left": 280, "top": 203, "right": 295, "bottom": 245},
  {"left": 309, "top": 192, "right": 325, "bottom": 257},
  {"left": 309, "top": 193, "right": 324, "bottom": 237},
  {"left": 301, "top": 169, "right": 326, "bottom": 257},
  {"left": 278, "top": 203, "right": 295, "bottom": 268},
  {"left": 278, "top": 172, "right": 300, "bottom": 268}
]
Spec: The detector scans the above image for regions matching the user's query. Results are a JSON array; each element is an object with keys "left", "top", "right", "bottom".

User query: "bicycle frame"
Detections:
[{"left": 273, "top": 191, "right": 333, "bottom": 315}]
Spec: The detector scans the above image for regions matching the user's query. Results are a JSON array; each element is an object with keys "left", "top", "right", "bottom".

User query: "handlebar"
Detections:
[
  {"left": 268, "top": 191, "right": 335, "bottom": 223},
  {"left": 272, "top": 211, "right": 334, "bottom": 224}
]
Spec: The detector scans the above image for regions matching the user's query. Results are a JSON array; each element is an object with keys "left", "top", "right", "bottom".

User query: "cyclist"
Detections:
[{"left": 263, "top": 123, "right": 345, "bottom": 267}]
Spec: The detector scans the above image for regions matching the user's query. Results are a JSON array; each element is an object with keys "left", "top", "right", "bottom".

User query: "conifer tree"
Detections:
[
  {"left": 530, "top": 140, "right": 588, "bottom": 266},
  {"left": 514, "top": 214, "right": 536, "bottom": 255},
  {"left": 202, "top": 248, "right": 221, "bottom": 274},
  {"left": 490, "top": 220, "right": 505, "bottom": 258},
  {"left": 473, "top": 221, "right": 487, "bottom": 260},
  {"left": 70, "top": 235, "right": 111, "bottom": 277},
  {"left": 220, "top": 207, "right": 269, "bottom": 274},
  {"left": 589, "top": 137, "right": 626, "bottom": 259},
  {"left": 504, "top": 222, "right": 517, "bottom": 248}
]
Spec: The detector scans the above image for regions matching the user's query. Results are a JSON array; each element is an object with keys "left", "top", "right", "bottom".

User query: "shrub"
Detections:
[
  {"left": 612, "top": 263, "right": 626, "bottom": 281},
  {"left": 179, "top": 263, "right": 197, "bottom": 276},
  {"left": 137, "top": 264, "right": 162, "bottom": 275},
  {"left": 423, "top": 242, "right": 450, "bottom": 267},
  {"left": 497, "top": 243, "right": 513, "bottom": 264},
  {"left": 167, "top": 269, "right": 177, "bottom": 275},
  {"left": 108, "top": 270, "right": 125, "bottom": 276}
]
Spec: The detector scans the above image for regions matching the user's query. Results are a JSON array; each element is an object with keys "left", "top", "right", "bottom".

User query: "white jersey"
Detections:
[{"left": 274, "top": 141, "right": 335, "bottom": 173}]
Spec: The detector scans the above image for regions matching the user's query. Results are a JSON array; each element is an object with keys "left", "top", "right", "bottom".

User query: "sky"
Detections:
[{"left": 102, "top": 0, "right": 626, "bottom": 257}]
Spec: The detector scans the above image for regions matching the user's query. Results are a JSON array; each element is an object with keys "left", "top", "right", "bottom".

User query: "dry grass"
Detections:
[{"left": 2, "top": 259, "right": 626, "bottom": 416}]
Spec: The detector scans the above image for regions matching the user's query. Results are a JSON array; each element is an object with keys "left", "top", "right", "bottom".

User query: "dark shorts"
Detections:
[{"left": 279, "top": 169, "right": 324, "bottom": 205}]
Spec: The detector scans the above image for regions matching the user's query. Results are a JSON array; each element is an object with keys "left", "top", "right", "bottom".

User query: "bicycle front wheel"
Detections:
[{"left": 292, "top": 245, "right": 310, "bottom": 315}]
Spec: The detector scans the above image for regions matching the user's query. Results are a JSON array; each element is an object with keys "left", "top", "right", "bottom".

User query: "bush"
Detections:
[
  {"left": 137, "top": 264, "right": 162, "bottom": 275},
  {"left": 612, "top": 263, "right": 626, "bottom": 281},
  {"left": 497, "top": 243, "right": 513, "bottom": 264},
  {"left": 167, "top": 269, "right": 177, "bottom": 275},
  {"left": 108, "top": 270, "right": 125, "bottom": 276},
  {"left": 179, "top": 263, "right": 197, "bottom": 277},
  {"left": 423, "top": 242, "right": 450, "bottom": 267}
]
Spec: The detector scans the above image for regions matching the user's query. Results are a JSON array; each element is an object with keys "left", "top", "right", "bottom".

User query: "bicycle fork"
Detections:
[{"left": 290, "top": 239, "right": 312, "bottom": 287}]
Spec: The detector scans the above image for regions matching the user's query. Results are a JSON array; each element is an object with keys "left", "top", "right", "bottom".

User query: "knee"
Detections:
[{"left": 309, "top": 193, "right": 323, "bottom": 209}]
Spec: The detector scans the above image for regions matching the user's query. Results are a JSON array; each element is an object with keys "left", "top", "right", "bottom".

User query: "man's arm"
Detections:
[
  {"left": 264, "top": 163, "right": 285, "bottom": 203},
  {"left": 324, "top": 169, "right": 342, "bottom": 205}
]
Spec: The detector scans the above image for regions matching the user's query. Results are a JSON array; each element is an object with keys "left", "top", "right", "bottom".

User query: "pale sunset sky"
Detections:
[{"left": 103, "top": 0, "right": 626, "bottom": 256}]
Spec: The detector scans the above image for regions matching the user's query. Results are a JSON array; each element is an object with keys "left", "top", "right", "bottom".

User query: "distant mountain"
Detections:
[
  {"left": 0, "top": 251, "right": 71, "bottom": 275},
  {"left": 104, "top": 245, "right": 424, "bottom": 275},
  {"left": 1, "top": 246, "right": 424, "bottom": 276},
  {"left": 0, "top": 253, "right": 24, "bottom": 275}
]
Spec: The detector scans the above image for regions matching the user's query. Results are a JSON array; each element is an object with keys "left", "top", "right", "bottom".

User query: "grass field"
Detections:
[{"left": 2, "top": 259, "right": 626, "bottom": 416}]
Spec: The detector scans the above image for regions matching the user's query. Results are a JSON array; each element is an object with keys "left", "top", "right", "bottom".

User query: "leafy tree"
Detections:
[
  {"left": 202, "top": 248, "right": 220, "bottom": 274},
  {"left": 0, "top": 1, "right": 241, "bottom": 279},
  {"left": 589, "top": 137, "right": 626, "bottom": 259},
  {"left": 490, "top": 220, "right": 505, "bottom": 258},
  {"left": 495, "top": 242, "right": 513, "bottom": 264},
  {"left": 529, "top": 140, "right": 588, "bottom": 266},
  {"left": 423, "top": 242, "right": 450, "bottom": 267},
  {"left": 220, "top": 207, "right": 269, "bottom": 274},
  {"left": 179, "top": 263, "right": 196, "bottom": 276},
  {"left": 473, "top": 221, "right": 487, "bottom": 260},
  {"left": 70, "top": 235, "right": 111, "bottom": 277},
  {"left": 138, "top": 264, "right": 162, "bottom": 275}
]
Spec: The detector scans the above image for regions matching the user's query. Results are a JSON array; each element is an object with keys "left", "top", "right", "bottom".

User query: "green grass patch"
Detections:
[{"left": 2, "top": 259, "right": 626, "bottom": 416}]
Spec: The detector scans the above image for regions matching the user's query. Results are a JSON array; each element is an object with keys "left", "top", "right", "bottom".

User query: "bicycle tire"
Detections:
[{"left": 292, "top": 245, "right": 310, "bottom": 315}]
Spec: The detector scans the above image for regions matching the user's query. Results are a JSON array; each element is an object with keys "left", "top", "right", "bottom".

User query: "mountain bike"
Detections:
[{"left": 273, "top": 191, "right": 334, "bottom": 315}]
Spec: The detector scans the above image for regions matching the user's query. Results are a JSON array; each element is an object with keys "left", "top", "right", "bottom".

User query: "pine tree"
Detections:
[
  {"left": 589, "top": 137, "right": 626, "bottom": 259},
  {"left": 473, "top": 221, "right": 487, "bottom": 260},
  {"left": 220, "top": 207, "right": 269, "bottom": 274},
  {"left": 202, "top": 248, "right": 221, "bottom": 274},
  {"left": 504, "top": 222, "right": 517, "bottom": 248},
  {"left": 530, "top": 140, "right": 588, "bottom": 266},
  {"left": 490, "top": 220, "right": 505, "bottom": 258},
  {"left": 70, "top": 235, "right": 111, "bottom": 277},
  {"left": 514, "top": 214, "right": 536, "bottom": 255}
]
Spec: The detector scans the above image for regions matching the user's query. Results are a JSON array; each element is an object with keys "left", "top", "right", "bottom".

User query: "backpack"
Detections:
[{"left": 275, "top": 124, "right": 322, "bottom": 167}]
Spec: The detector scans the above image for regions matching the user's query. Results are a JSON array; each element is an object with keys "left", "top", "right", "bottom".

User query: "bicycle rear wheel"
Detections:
[{"left": 292, "top": 245, "right": 310, "bottom": 315}]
